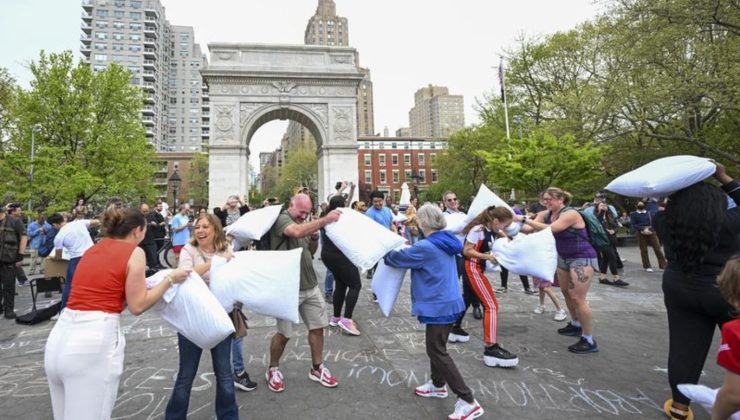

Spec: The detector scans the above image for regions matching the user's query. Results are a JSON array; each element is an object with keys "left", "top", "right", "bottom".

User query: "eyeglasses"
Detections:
[{"left": 446, "top": 198, "right": 458, "bottom": 202}]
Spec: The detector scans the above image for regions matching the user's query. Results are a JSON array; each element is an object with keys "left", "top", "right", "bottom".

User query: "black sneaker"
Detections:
[
  {"left": 557, "top": 322, "right": 582, "bottom": 336},
  {"left": 483, "top": 344, "right": 519, "bottom": 367},
  {"left": 4, "top": 312, "right": 16, "bottom": 320},
  {"left": 472, "top": 306, "right": 483, "bottom": 320},
  {"left": 524, "top": 289, "right": 536, "bottom": 295},
  {"left": 234, "top": 371, "right": 257, "bottom": 391},
  {"left": 568, "top": 337, "right": 599, "bottom": 354},
  {"left": 372, "top": 293, "right": 378, "bottom": 303},
  {"left": 448, "top": 326, "right": 470, "bottom": 343}
]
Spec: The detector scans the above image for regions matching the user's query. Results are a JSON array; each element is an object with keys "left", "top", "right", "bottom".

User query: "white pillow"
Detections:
[
  {"left": 606, "top": 155, "right": 715, "bottom": 197},
  {"left": 491, "top": 228, "right": 557, "bottom": 281},
  {"left": 677, "top": 384, "right": 740, "bottom": 420},
  {"left": 443, "top": 212, "right": 467, "bottom": 234},
  {"left": 371, "top": 253, "right": 408, "bottom": 317},
  {"left": 465, "top": 184, "right": 513, "bottom": 223},
  {"left": 225, "top": 205, "right": 283, "bottom": 243},
  {"left": 146, "top": 270, "right": 235, "bottom": 349},
  {"left": 324, "top": 208, "right": 406, "bottom": 272},
  {"left": 209, "top": 249, "right": 302, "bottom": 323}
]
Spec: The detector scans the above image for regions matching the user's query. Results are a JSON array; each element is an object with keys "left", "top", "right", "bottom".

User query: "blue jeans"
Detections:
[
  {"left": 60, "top": 257, "right": 81, "bottom": 310},
  {"left": 232, "top": 336, "right": 244, "bottom": 374},
  {"left": 165, "top": 333, "right": 238, "bottom": 420},
  {"left": 324, "top": 269, "right": 334, "bottom": 295}
]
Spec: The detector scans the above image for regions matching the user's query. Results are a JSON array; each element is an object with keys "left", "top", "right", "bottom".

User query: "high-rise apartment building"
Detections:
[
  {"left": 409, "top": 85, "right": 464, "bottom": 137},
  {"left": 80, "top": 0, "right": 209, "bottom": 152}
]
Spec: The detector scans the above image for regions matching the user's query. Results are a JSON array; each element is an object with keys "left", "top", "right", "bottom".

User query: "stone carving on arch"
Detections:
[
  {"left": 332, "top": 106, "right": 353, "bottom": 143},
  {"left": 239, "top": 103, "right": 270, "bottom": 131},
  {"left": 214, "top": 104, "right": 235, "bottom": 142}
]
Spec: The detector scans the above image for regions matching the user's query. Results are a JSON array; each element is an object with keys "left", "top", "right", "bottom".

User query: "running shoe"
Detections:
[
  {"left": 496, "top": 287, "right": 508, "bottom": 294},
  {"left": 266, "top": 367, "right": 285, "bottom": 392},
  {"left": 448, "top": 326, "right": 470, "bottom": 343},
  {"left": 533, "top": 305, "right": 545, "bottom": 314},
  {"left": 645, "top": 268, "right": 654, "bottom": 273},
  {"left": 483, "top": 344, "right": 519, "bottom": 368},
  {"left": 234, "top": 371, "right": 257, "bottom": 392},
  {"left": 472, "top": 306, "right": 483, "bottom": 320},
  {"left": 337, "top": 318, "right": 361, "bottom": 336},
  {"left": 308, "top": 364, "right": 338, "bottom": 388},
  {"left": 557, "top": 322, "right": 582, "bottom": 336},
  {"left": 524, "top": 289, "right": 536, "bottom": 295},
  {"left": 415, "top": 380, "right": 448, "bottom": 398},
  {"left": 612, "top": 279, "right": 630, "bottom": 287},
  {"left": 448, "top": 398, "right": 484, "bottom": 420},
  {"left": 553, "top": 309, "right": 568, "bottom": 321},
  {"left": 568, "top": 337, "right": 599, "bottom": 354},
  {"left": 329, "top": 316, "right": 340, "bottom": 327}
]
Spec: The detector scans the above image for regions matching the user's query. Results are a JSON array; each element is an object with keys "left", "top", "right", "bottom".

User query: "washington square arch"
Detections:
[{"left": 202, "top": 43, "right": 364, "bottom": 206}]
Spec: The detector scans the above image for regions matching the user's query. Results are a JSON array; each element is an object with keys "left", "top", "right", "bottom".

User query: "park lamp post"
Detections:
[
  {"left": 28, "top": 123, "right": 42, "bottom": 223},
  {"left": 410, "top": 171, "right": 421, "bottom": 199},
  {"left": 168, "top": 164, "right": 181, "bottom": 208}
]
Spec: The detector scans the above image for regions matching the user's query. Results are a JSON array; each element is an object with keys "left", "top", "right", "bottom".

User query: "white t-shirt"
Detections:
[{"left": 54, "top": 220, "right": 94, "bottom": 259}]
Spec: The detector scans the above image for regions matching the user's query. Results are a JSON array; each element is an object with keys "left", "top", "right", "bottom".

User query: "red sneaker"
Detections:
[
  {"left": 308, "top": 364, "right": 338, "bottom": 388},
  {"left": 265, "top": 367, "right": 285, "bottom": 392}
]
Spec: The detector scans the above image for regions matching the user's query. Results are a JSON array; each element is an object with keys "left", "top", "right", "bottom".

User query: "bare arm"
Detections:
[
  {"left": 124, "top": 247, "right": 190, "bottom": 315},
  {"left": 712, "top": 371, "right": 740, "bottom": 420},
  {"left": 462, "top": 241, "right": 496, "bottom": 262},
  {"left": 516, "top": 210, "right": 582, "bottom": 233},
  {"left": 283, "top": 210, "right": 341, "bottom": 239}
]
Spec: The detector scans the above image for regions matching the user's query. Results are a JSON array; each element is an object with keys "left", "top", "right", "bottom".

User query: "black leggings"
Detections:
[
  {"left": 597, "top": 245, "right": 619, "bottom": 275},
  {"left": 500, "top": 266, "right": 530, "bottom": 290},
  {"left": 322, "top": 250, "right": 361, "bottom": 319},
  {"left": 662, "top": 268, "right": 734, "bottom": 405}
]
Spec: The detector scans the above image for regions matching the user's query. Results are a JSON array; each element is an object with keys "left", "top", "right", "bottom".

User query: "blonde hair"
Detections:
[
  {"left": 189, "top": 213, "right": 230, "bottom": 253},
  {"left": 718, "top": 255, "right": 740, "bottom": 311},
  {"left": 462, "top": 206, "right": 513, "bottom": 236}
]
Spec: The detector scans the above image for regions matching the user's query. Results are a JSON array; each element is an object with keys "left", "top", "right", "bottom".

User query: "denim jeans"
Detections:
[
  {"left": 60, "top": 257, "right": 82, "bottom": 310},
  {"left": 232, "top": 336, "right": 244, "bottom": 374},
  {"left": 324, "top": 269, "right": 334, "bottom": 295},
  {"left": 165, "top": 333, "right": 238, "bottom": 420}
]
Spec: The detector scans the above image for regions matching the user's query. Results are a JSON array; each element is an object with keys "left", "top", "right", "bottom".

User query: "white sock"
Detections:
[{"left": 571, "top": 320, "right": 581, "bottom": 327}]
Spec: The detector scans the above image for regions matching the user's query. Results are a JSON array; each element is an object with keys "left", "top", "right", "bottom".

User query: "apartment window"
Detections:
[
  {"left": 379, "top": 170, "right": 387, "bottom": 184},
  {"left": 129, "top": 44, "right": 141, "bottom": 52},
  {"left": 94, "top": 43, "right": 107, "bottom": 50},
  {"left": 130, "top": 22, "right": 141, "bottom": 30},
  {"left": 113, "top": 21, "right": 124, "bottom": 29},
  {"left": 131, "top": 0, "right": 142, "bottom": 8},
  {"left": 130, "top": 11, "right": 141, "bottom": 20},
  {"left": 404, "top": 154, "right": 411, "bottom": 165},
  {"left": 112, "top": 32, "right": 123, "bottom": 40},
  {"left": 96, "top": 9, "right": 109, "bottom": 17},
  {"left": 363, "top": 154, "right": 370, "bottom": 166},
  {"left": 392, "top": 170, "right": 400, "bottom": 183},
  {"left": 130, "top": 34, "right": 141, "bottom": 41},
  {"left": 405, "top": 170, "right": 412, "bottom": 182},
  {"left": 95, "top": 21, "right": 109, "bottom": 28},
  {"left": 430, "top": 153, "right": 437, "bottom": 164},
  {"left": 114, "top": 0, "right": 125, "bottom": 6},
  {"left": 419, "top": 170, "right": 427, "bottom": 184},
  {"left": 391, "top": 142, "right": 397, "bottom": 149},
  {"left": 169, "top": 127, "right": 177, "bottom": 134},
  {"left": 378, "top": 155, "right": 386, "bottom": 166},
  {"left": 94, "top": 54, "right": 107, "bottom": 61},
  {"left": 189, "top": 118, "right": 199, "bottom": 124},
  {"left": 113, "top": 10, "right": 125, "bottom": 18},
  {"left": 391, "top": 154, "right": 398, "bottom": 166},
  {"left": 432, "top": 170, "right": 438, "bottom": 183},
  {"left": 364, "top": 170, "right": 372, "bottom": 184},
  {"left": 418, "top": 153, "right": 426, "bottom": 166},
  {"left": 93, "top": 64, "right": 107, "bottom": 72},
  {"left": 95, "top": 32, "right": 108, "bottom": 40}
]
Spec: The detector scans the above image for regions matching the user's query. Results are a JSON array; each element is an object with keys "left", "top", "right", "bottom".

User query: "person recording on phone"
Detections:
[{"left": 214, "top": 194, "right": 250, "bottom": 229}]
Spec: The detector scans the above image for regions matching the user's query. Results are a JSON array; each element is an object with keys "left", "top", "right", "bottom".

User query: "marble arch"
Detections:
[{"left": 201, "top": 43, "right": 364, "bottom": 206}]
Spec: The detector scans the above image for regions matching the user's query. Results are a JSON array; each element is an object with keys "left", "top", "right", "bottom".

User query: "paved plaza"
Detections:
[{"left": 0, "top": 245, "right": 723, "bottom": 420}]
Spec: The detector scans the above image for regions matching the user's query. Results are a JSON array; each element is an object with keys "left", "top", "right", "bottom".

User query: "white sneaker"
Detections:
[
  {"left": 646, "top": 268, "right": 654, "bottom": 273},
  {"left": 415, "top": 380, "right": 448, "bottom": 398},
  {"left": 50, "top": 313, "right": 60, "bottom": 321},
  {"left": 448, "top": 398, "right": 484, "bottom": 420},
  {"left": 533, "top": 305, "right": 545, "bottom": 314},
  {"left": 553, "top": 309, "right": 567, "bottom": 321}
]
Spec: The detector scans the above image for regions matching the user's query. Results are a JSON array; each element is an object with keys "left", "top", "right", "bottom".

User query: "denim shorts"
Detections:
[{"left": 557, "top": 255, "right": 599, "bottom": 271}]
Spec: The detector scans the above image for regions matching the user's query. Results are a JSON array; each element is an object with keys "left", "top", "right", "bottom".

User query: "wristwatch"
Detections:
[{"left": 521, "top": 216, "right": 528, "bottom": 224}]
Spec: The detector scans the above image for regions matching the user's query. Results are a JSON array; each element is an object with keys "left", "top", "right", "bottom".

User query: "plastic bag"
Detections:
[
  {"left": 209, "top": 249, "right": 301, "bottom": 323},
  {"left": 146, "top": 270, "right": 235, "bottom": 349},
  {"left": 225, "top": 205, "right": 283, "bottom": 243},
  {"left": 606, "top": 155, "right": 715, "bottom": 197},
  {"left": 324, "top": 208, "right": 406, "bottom": 272},
  {"left": 491, "top": 228, "right": 557, "bottom": 281},
  {"left": 465, "top": 184, "right": 513, "bottom": 223},
  {"left": 371, "top": 255, "right": 408, "bottom": 317}
]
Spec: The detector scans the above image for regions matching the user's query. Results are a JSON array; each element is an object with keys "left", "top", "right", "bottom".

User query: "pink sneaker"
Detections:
[
  {"left": 337, "top": 318, "right": 361, "bottom": 336},
  {"left": 266, "top": 367, "right": 284, "bottom": 392},
  {"left": 308, "top": 364, "right": 338, "bottom": 388},
  {"left": 329, "top": 316, "right": 340, "bottom": 327}
]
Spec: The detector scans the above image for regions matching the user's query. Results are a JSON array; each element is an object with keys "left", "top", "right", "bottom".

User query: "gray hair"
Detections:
[{"left": 416, "top": 203, "right": 447, "bottom": 232}]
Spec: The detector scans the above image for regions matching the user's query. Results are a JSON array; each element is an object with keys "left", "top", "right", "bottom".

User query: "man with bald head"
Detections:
[
  {"left": 265, "top": 193, "right": 342, "bottom": 393},
  {"left": 139, "top": 204, "right": 158, "bottom": 270}
]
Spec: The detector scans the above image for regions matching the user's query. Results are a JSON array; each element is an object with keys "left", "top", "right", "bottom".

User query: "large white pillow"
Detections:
[
  {"left": 465, "top": 184, "right": 513, "bottom": 223},
  {"left": 606, "top": 155, "right": 715, "bottom": 197},
  {"left": 677, "top": 384, "right": 740, "bottom": 420},
  {"left": 209, "top": 249, "right": 301, "bottom": 323},
  {"left": 371, "top": 253, "right": 408, "bottom": 317},
  {"left": 324, "top": 208, "right": 406, "bottom": 272},
  {"left": 225, "top": 205, "right": 283, "bottom": 243},
  {"left": 491, "top": 228, "right": 557, "bottom": 281},
  {"left": 146, "top": 270, "right": 235, "bottom": 349},
  {"left": 443, "top": 212, "right": 467, "bottom": 234}
]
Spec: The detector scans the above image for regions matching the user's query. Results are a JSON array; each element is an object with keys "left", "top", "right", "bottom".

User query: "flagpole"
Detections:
[{"left": 500, "top": 56, "right": 511, "bottom": 139}]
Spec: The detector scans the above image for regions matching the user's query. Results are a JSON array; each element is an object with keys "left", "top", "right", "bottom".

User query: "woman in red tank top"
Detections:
[{"left": 44, "top": 205, "right": 190, "bottom": 420}]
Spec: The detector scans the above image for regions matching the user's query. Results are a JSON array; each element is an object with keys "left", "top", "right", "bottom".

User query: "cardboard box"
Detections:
[{"left": 44, "top": 258, "right": 69, "bottom": 279}]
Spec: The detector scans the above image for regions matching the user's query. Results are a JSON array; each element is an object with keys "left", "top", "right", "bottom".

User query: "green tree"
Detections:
[
  {"left": 479, "top": 129, "right": 606, "bottom": 199},
  {"left": 187, "top": 153, "right": 209, "bottom": 208},
  {"left": 274, "top": 143, "right": 318, "bottom": 202},
  {"left": 0, "top": 68, "right": 17, "bottom": 144},
  {"left": 0, "top": 51, "right": 156, "bottom": 213}
]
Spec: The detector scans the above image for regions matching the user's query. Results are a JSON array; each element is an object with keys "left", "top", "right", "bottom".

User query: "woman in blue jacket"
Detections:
[{"left": 384, "top": 204, "right": 484, "bottom": 420}]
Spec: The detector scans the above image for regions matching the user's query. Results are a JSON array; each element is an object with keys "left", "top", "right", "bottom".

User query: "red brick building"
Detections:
[{"left": 357, "top": 136, "right": 447, "bottom": 203}]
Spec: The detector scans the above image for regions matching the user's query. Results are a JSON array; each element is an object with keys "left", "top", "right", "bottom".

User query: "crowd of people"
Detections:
[{"left": 0, "top": 162, "right": 736, "bottom": 419}]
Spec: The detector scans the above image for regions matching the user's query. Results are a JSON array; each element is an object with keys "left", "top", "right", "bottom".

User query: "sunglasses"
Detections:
[{"left": 446, "top": 198, "right": 458, "bottom": 202}]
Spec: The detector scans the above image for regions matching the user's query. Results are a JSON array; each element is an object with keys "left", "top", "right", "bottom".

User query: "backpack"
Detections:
[
  {"left": 254, "top": 212, "right": 289, "bottom": 251},
  {"left": 38, "top": 228, "right": 58, "bottom": 258},
  {"left": 546, "top": 207, "right": 612, "bottom": 251}
]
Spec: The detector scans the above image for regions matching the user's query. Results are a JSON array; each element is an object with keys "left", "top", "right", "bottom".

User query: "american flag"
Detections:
[{"left": 498, "top": 58, "right": 505, "bottom": 102}]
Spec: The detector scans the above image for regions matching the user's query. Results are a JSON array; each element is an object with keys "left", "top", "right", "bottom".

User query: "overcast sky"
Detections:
[{"left": 1, "top": 0, "right": 602, "bottom": 171}]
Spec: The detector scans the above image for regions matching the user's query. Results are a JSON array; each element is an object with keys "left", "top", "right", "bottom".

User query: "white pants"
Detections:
[{"left": 44, "top": 309, "right": 125, "bottom": 420}]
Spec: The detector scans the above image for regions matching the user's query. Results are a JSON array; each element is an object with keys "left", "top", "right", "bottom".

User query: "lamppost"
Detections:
[
  {"left": 512, "top": 115, "right": 523, "bottom": 140},
  {"left": 410, "top": 171, "right": 421, "bottom": 199},
  {"left": 168, "top": 163, "right": 181, "bottom": 208},
  {"left": 28, "top": 123, "right": 42, "bottom": 222}
]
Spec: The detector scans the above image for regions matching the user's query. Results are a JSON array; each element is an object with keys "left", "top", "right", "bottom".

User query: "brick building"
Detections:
[{"left": 357, "top": 136, "right": 447, "bottom": 203}]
